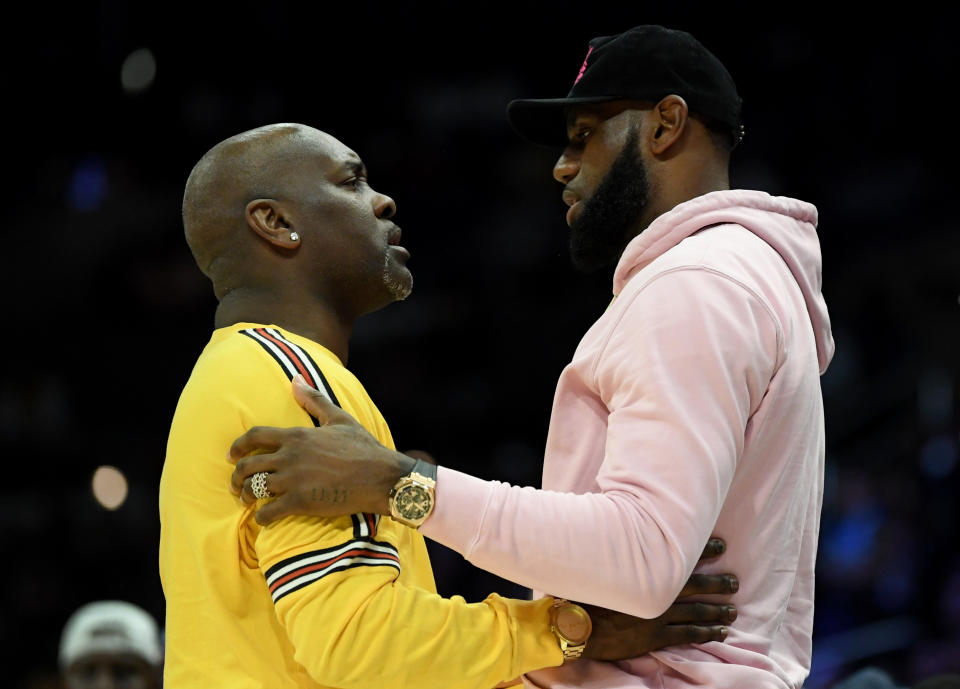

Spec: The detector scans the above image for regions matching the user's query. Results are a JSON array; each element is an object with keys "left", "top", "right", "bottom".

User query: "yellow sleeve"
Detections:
[{"left": 258, "top": 517, "right": 562, "bottom": 689}]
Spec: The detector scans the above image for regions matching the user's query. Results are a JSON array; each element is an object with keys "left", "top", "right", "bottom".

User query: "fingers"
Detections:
[
  {"left": 292, "top": 375, "right": 344, "bottom": 425},
  {"left": 662, "top": 624, "right": 729, "bottom": 646},
  {"left": 663, "top": 602, "right": 738, "bottom": 626},
  {"left": 678, "top": 572, "right": 739, "bottom": 598},
  {"left": 230, "top": 452, "right": 280, "bottom": 497},
  {"left": 228, "top": 427, "right": 285, "bottom": 463},
  {"left": 291, "top": 379, "right": 365, "bottom": 429},
  {"left": 240, "top": 473, "right": 263, "bottom": 505},
  {"left": 699, "top": 537, "right": 726, "bottom": 561},
  {"left": 253, "top": 495, "right": 294, "bottom": 526},
  {"left": 238, "top": 469, "right": 290, "bottom": 505}
]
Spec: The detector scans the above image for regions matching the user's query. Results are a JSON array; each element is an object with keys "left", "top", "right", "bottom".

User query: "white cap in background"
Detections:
[{"left": 58, "top": 600, "right": 162, "bottom": 669}]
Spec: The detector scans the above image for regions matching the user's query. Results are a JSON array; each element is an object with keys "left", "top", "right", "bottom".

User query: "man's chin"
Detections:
[
  {"left": 383, "top": 267, "right": 413, "bottom": 302},
  {"left": 391, "top": 284, "right": 412, "bottom": 302}
]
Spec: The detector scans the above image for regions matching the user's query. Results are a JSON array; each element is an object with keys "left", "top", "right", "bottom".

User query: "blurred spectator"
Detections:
[{"left": 58, "top": 601, "right": 162, "bottom": 689}]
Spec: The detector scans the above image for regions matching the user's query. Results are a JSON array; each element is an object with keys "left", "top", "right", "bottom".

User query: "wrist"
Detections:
[{"left": 375, "top": 452, "right": 416, "bottom": 514}]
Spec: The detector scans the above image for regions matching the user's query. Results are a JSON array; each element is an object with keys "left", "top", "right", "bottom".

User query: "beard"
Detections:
[{"left": 569, "top": 127, "right": 650, "bottom": 273}]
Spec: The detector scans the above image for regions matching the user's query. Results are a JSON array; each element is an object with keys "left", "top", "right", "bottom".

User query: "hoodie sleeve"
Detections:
[{"left": 420, "top": 268, "right": 781, "bottom": 617}]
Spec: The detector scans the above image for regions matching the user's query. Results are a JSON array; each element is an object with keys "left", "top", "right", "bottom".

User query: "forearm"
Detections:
[{"left": 421, "top": 467, "right": 697, "bottom": 619}]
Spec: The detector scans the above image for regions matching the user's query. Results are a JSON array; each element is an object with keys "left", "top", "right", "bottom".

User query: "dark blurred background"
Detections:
[{"left": 4, "top": 2, "right": 957, "bottom": 688}]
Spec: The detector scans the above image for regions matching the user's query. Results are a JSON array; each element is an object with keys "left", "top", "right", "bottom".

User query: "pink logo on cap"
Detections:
[{"left": 574, "top": 45, "right": 593, "bottom": 85}]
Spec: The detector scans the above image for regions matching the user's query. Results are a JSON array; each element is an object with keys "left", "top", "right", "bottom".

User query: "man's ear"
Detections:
[
  {"left": 245, "top": 199, "right": 300, "bottom": 249},
  {"left": 649, "top": 94, "right": 689, "bottom": 156}
]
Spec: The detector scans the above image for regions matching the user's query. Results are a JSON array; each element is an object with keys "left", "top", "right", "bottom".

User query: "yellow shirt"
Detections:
[{"left": 159, "top": 323, "right": 561, "bottom": 688}]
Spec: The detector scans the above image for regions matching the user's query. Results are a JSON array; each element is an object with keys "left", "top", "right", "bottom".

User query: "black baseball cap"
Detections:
[{"left": 507, "top": 25, "right": 743, "bottom": 148}]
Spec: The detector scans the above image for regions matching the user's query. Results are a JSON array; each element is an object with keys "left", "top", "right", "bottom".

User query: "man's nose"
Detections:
[
  {"left": 373, "top": 192, "right": 396, "bottom": 220},
  {"left": 553, "top": 148, "right": 580, "bottom": 184}
]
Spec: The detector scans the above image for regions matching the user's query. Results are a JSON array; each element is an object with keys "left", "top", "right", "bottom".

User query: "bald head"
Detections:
[
  {"left": 182, "top": 123, "right": 339, "bottom": 280},
  {"left": 180, "top": 123, "right": 409, "bottom": 335}
]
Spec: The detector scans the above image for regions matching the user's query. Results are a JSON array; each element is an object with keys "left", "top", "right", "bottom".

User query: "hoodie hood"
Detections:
[{"left": 613, "top": 189, "right": 834, "bottom": 373}]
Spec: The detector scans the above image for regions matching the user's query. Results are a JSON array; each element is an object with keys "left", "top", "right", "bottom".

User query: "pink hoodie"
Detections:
[{"left": 421, "top": 190, "right": 834, "bottom": 689}]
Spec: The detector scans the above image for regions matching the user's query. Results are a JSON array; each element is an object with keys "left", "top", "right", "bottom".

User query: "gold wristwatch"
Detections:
[
  {"left": 388, "top": 458, "right": 437, "bottom": 528},
  {"left": 549, "top": 599, "right": 592, "bottom": 661}
]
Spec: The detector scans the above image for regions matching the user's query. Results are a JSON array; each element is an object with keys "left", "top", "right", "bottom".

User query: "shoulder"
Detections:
[
  {"left": 599, "top": 244, "right": 785, "bottom": 372},
  {"left": 234, "top": 326, "right": 396, "bottom": 449},
  {"left": 615, "top": 225, "right": 786, "bottom": 327},
  {"left": 186, "top": 328, "right": 287, "bottom": 396},
  {"left": 650, "top": 224, "right": 781, "bottom": 277},
  {"left": 647, "top": 224, "right": 792, "bottom": 300}
]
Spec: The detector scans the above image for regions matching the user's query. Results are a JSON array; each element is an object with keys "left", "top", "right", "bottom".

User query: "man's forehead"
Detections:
[
  {"left": 565, "top": 103, "right": 606, "bottom": 124},
  {"left": 332, "top": 151, "right": 364, "bottom": 172},
  {"left": 305, "top": 133, "right": 363, "bottom": 172},
  {"left": 68, "top": 651, "right": 153, "bottom": 669}
]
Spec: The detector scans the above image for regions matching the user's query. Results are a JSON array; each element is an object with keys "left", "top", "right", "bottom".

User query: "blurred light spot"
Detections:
[
  {"left": 67, "top": 156, "right": 108, "bottom": 212},
  {"left": 121, "top": 48, "right": 156, "bottom": 93},
  {"left": 92, "top": 465, "right": 128, "bottom": 510},
  {"left": 824, "top": 512, "right": 881, "bottom": 570},
  {"left": 920, "top": 433, "right": 958, "bottom": 478}
]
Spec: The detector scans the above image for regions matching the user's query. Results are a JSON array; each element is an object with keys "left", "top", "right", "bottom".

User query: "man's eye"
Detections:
[
  {"left": 567, "top": 128, "right": 592, "bottom": 146},
  {"left": 343, "top": 177, "right": 366, "bottom": 189}
]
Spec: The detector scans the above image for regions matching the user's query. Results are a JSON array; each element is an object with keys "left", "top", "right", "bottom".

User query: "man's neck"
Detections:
[
  {"left": 638, "top": 172, "right": 730, "bottom": 239},
  {"left": 214, "top": 287, "right": 352, "bottom": 365}
]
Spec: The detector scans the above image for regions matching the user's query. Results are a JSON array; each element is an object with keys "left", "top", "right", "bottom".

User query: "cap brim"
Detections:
[{"left": 507, "top": 96, "right": 621, "bottom": 147}]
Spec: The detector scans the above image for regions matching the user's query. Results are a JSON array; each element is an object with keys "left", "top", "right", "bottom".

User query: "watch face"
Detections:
[
  {"left": 556, "top": 606, "right": 591, "bottom": 644},
  {"left": 396, "top": 484, "right": 432, "bottom": 520}
]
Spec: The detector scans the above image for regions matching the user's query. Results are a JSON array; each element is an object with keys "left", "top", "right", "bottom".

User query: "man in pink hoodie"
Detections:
[{"left": 228, "top": 25, "right": 834, "bottom": 689}]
